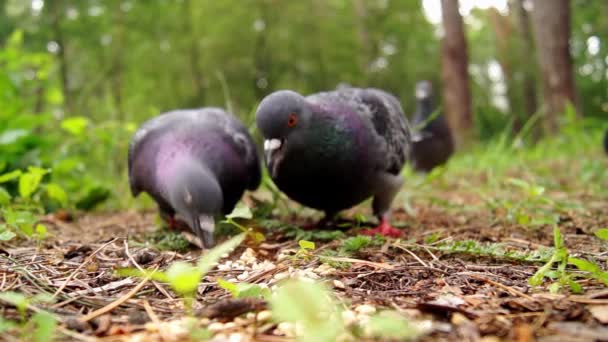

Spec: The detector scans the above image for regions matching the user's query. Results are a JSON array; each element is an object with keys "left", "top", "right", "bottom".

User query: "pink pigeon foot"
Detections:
[{"left": 360, "top": 218, "right": 402, "bottom": 238}]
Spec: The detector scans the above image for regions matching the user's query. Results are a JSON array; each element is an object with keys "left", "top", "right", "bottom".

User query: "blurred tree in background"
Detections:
[{"left": 0, "top": 0, "right": 606, "bottom": 209}]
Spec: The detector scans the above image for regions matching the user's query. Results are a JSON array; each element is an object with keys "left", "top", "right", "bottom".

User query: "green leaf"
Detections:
[
  {"left": 45, "top": 183, "right": 68, "bottom": 206},
  {"left": 60, "top": 117, "right": 89, "bottom": 136},
  {"left": 569, "top": 257, "right": 601, "bottom": 273},
  {"left": 218, "top": 279, "right": 270, "bottom": 299},
  {"left": 594, "top": 229, "right": 608, "bottom": 241},
  {"left": 568, "top": 279, "right": 583, "bottom": 294},
  {"left": 197, "top": 233, "right": 246, "bottom": 275},
  {"left": 19, "top": 167, "right": 49, "bottom": 199},
  {"left": 548, "top": 282, "right": 561, "bottom": 294},
  {"left": 529, "top": 257, "right": 555, "bottom": 286},
  {"left": 236, "top": 282, "right": 270, "bottom": 299},
  {"left": 226, "top": 206, "right": 253, "bottom": 220},
  {"left": 0, "top": 129, "right": 28, "bottom": 145},
  {"left": 116, "top": 267, "right": 170, "bottom": 283},
  {"left": 341, "top": 236, "right": 371, "bottom": 253},
  {"left": 553, "top": 226, "right": 563, "bottom": 249},
  {"left": 0, "top": 292, "right": 28, "bottom": 317},
  {"left": 270, "top": 280, "right": 343, "bottom": 342},
  {"left": 166, "top": 262, "right": 202, "bottom": 296},
  {"left": 0, "top": 187, "right": 11, "bottom": 206},
  {"left": 0, "top": 317, "right": 17, "bottom": 334},
  {"left": 75, "top": 186, "right": 111, "bottom": 210},
  {"left": 217, "top": 278, "right": 238, "bottom": 297},
  {"left": 31, "top": 311, "right": 57, "bottom": 342},
  {"left": 45, "top": 87, "right": 63, "bottom": 105},
  {"left": 506, "top": 178, "right": 530, "bottom": 190},
  {"left": 35, "top": 224, "right": 48, "bottom": 239},
  {"left": 0, "top": 170, "right": 22, "bottom": 183},
  {"left": 298, "top": 240, "right": 315, "bottom": 250},
  {"left": 367, "top": 311, "right": 420, "bottom": 340},
  {"left": 0, "top": 230, "right": 16, "bottom": 241}
]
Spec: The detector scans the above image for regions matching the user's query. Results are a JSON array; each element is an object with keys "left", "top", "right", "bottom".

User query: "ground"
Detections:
[{"left": 2, "top": 136, "right": 608, "bottom": 341}]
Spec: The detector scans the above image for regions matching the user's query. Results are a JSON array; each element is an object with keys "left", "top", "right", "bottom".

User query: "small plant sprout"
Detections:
[
  {"left": 270, "top": 279, "right": 344, "bottom": 342},
  {"left": 528, "top": 226, "right": 590, "bottom": 293},
  {"left": 366, "top": 310, "right": 422, "bottom": 340},
  {"left": 294, "top": 239, "right": 315, "bottom": 261},
  {"left": 0, "top": 292, "right": 57, "bottom": 342},
  {"left": 223, "top": 205, "right": 265, "bottom": 244},
  {"left": 270, "top": 279, "right": 421, "bottom": 341},
  {"left": 217, "top": 279, "right": 271, "bottom": 299},
  {"left": 340, "top": 235, "right": 372, "bottom": 254},
  {"left": 118, "top": 233, "right": 246, "bottom": 314},
  {"left": 594, "top": 228, "right": 608, "bottom": 241}
]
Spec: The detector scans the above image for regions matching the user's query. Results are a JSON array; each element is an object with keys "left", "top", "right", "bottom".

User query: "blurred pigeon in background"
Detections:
[
  {"left": 128, "top": 108, "right": 261, "bottom": 248},
  {"left": 256, "top": 88, "right": 411, "bottom": 237},
  {"left": 604, "top": 128, "right": 608, "bottom": 155},
  {"left": 411, "top": 80, "right": 454, "bottom": 172}
]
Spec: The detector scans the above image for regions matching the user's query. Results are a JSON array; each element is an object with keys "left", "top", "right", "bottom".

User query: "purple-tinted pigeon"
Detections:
[
  {"left": 411, "top": 80, "right": 454, "bottom": 172},
  {"left": 604, "top": 128, "right": 608, "bottom": 155},
  {"left": 255, "top": 87, "right": 411, "bottom": 237},
  {"left": 128, "top": 108, "right": 261, "bottom": 248}
]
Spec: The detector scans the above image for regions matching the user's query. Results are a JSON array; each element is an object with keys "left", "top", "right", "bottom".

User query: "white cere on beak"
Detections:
[
  {"left": 199, "top": 215, "right": 215, "bottom": 233},
  {"left": 415, "top": 88, "right": 429, "bottom": 99},
  {"left": 264, "top": 139, "right": 282, "bottom": 152}
]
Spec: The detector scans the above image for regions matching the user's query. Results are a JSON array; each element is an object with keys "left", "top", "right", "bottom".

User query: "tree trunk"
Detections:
[
  {"left": 530, "top": 0, "right": 577, "bottom": 134},
  {"left": 48, "top": 0, "right": 72, "bottom": 115},
  {"left": 440, "top": 0, "right": 473, "bottom": 147},
  {"left": 513, "top": 0, "right": 538, "bottom": 123}
]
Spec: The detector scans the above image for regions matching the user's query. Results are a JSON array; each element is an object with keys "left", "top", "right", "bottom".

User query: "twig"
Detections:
[
  {"left": 57, "top": 327, "right": 98, "bottom": 342},
  {"left": 393, "top": 245, "right": 429, "bottom": 267},
  {"left": 79, "top": 273, "right": 151, "bottom": 322},
  {"left": 64, "top": 278, "right": 135, "bottom": 297},
  {"left": 123, "top": 240, "right": 174, "bottom": 300},
  {"left": 461, "top": 272, "right": 536, "bottom": 301},
  {"left": 143, "top": 299, "right": 161, "bottom": 326},
  {"left": 321, "top": 256, "right": 394, "bottom": 269},
  {"left": 52, "top": 238, "right": 118, "bottom": 298},
  {"left": 143, "top": 299, "right": 170, "bottom": 342}
]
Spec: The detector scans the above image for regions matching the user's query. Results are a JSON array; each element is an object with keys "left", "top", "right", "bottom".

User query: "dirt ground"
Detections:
[{"left": 2, "top": 186, "right": 608, "bottom": 341}]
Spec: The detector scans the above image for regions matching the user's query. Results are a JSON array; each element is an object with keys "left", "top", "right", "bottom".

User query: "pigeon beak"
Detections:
[
  {"left": 263, "top": 138, "right": 284, "bottom": 178},
  {"left": 192, "top": 214, "right": 215, "bottom": 249}
]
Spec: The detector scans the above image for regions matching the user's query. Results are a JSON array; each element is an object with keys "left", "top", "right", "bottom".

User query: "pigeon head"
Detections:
[
  {"left": 167, "top": 160, "right": 223, "bottom": 248},
  {"left": 256, "top": 90, "right": 312, "bottom": 177},
  {"left": 415, "top": 80, "right": 434, "bottom": 100}
]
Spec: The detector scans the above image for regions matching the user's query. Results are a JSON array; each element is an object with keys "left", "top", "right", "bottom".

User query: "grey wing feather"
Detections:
[
  {"left": 200, "top": 108, "right": 262, "bottom": 190},
  {"left": 355, "top": 88, "right": 412, "bottom": 174}
]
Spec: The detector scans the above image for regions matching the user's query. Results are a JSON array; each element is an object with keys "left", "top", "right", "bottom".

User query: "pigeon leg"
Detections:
[
  {"left": 303, "top": 212, "right": 336, "bottom": 230},
  {"left": 361, "top": 216, "right": 402, "bottom": 238},
  {"left": 360, "top": 172, "right": 404, "bottom": 237},
  {"left": 159, "top": 207, "right": 182, "bottom": 230}
]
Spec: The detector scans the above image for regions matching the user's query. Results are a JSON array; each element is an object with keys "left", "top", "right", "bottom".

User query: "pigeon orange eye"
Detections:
[{"left": 287, "top": 113, "right": 298, "bottom": 127}]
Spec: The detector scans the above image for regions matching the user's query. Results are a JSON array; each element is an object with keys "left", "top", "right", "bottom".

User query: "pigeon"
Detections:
[
  {"left": 410, "top": 80, "right": 454, "bottom": 172},
  {"left": 604, "top": 128, "right": 608, "bottom": 155},
  {"left": 128, "top": 108, "right": 261, "bottom": 248},
  {"left": 256, "top": 88, "right": 411, "bottom": 237}
]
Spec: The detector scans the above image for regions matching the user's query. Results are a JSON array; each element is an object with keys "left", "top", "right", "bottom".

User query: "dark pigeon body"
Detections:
[
  {"left": 604, "top": 128, "right": 608, "bottom": 155},
  {"left": 256, "top": 88, "right": 411, "bottom": 236},
  {"left": 128, "top": 108, "right": 261, "bottom": 247},
  {"left": 411, "top": 81, "right": 454, "bottom": 172}
]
